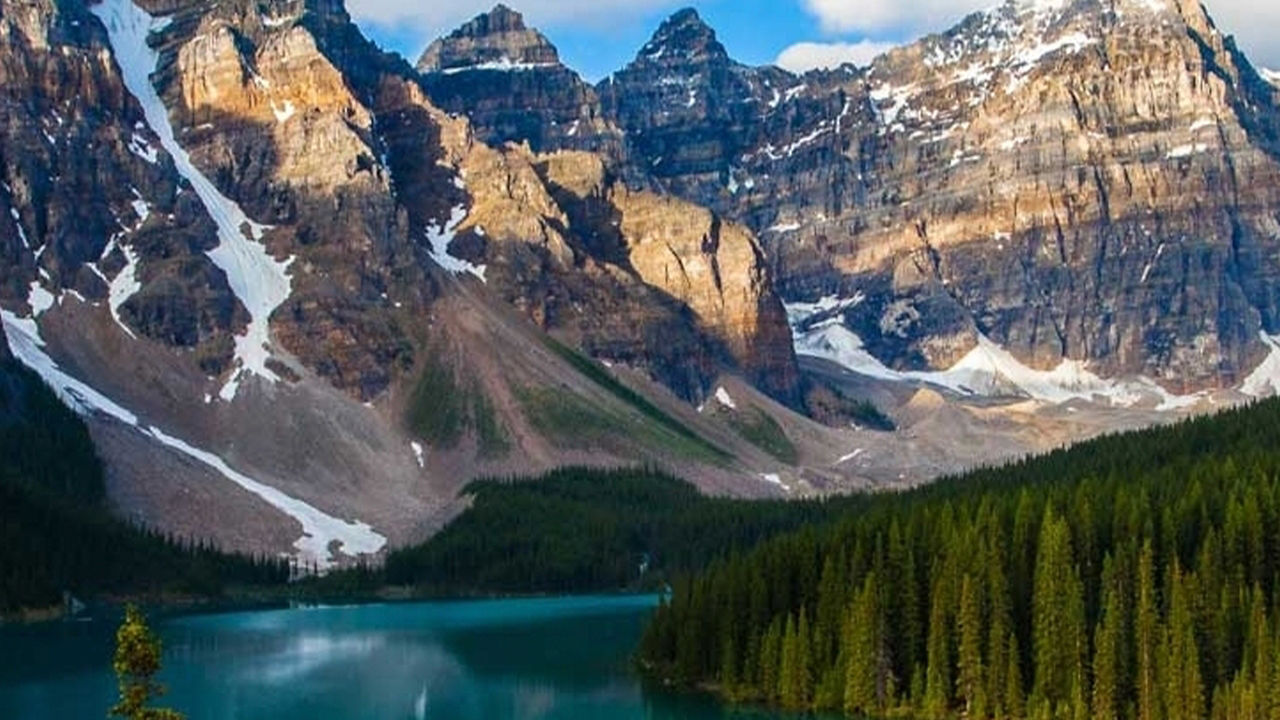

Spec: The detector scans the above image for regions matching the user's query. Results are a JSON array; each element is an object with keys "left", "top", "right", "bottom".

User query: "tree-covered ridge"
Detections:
[
  {"left": 0, "top": 356, "right": 288, "bottom": 614},
  {"left": 381, "top": 467, "right": 866, "bottom": 595},
  {"left": 639, "top": 398, "right": 1280, "bottom": 720}
]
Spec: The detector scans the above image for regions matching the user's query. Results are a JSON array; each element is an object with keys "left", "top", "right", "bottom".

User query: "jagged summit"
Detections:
[
  {"left": 635, "top": 6, "right": 728, "bottom": 64},
  {"left": 415, "top": 3, "right": 623, "bottom": 154},
  {"left": 475, "top": 4, "right": 525, "bottom": 30},
  {"left": 417, "top": 4, "right": 559, "bottom": 73}
]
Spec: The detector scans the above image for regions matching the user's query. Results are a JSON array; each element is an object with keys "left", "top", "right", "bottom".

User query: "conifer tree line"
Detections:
[{"left": 640, "top": 397, "right": 1280, "bottom": 720}]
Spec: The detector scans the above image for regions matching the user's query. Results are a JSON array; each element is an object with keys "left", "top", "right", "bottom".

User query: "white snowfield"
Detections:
[
  {"left": 1240, "top": 333, "right": 1280, "bottom": 397},
  {"left": 436, "top": 59, "right": 558, "bottom": 75},
  {"left": 91, "top": 0, "right": 294, "bottom": 402},
  {"left": 759, "top": 473, "right": 790, "bottom": 492},
  {"left": 1, "top": 309, "right": 386, "bottom": 568},
  {"left": 714, "top": 386, "right": 737, "bottom": 410},
  {"left": 107, "top": 243, "right": 141, "bottom": 338},
  {"left": 426, "top": 204, "right": 487, "bottom": 281},
  {"left": 786, "top": 298, "right": 1211, "bottom": 411}
]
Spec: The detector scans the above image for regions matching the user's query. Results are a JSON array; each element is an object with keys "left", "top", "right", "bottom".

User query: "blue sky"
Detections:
[
  {"left": 358, "top": 1, "right": 853, "bottom": 80},
  {"left": 350, "top": 0, "right": 1280, "bottom": 81}
]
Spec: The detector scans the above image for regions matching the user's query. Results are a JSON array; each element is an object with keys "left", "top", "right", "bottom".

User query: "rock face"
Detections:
[
  {"left": 0, "top": 0, "right": 244, "bottom": 373},
  {"left": 417, "top": 5, "right": 622, "bottom": 156},
  {"left": 142, "top": 0, "right": 459, "bottom": 400},
  {"left": 444, "top": 141, "right": 800, "bottom": 402},
  {"left": 413, "top": 5, "right": 802, "bottom": 405},
  {"left": 592, "top": 0, "right": 1280, "bottom": 393},
  {"left": 597, "top": 8, "right": 841, "bottom": 197}
]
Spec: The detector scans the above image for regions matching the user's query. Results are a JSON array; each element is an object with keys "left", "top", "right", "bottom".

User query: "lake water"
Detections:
[{"left": 0, "top": 595, "right": 808, "bottom": 719}]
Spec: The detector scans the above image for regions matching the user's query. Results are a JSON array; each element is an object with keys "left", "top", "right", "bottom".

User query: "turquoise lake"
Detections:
[{"left": 0, "top": 595, "right": 812, "bottom": 719}]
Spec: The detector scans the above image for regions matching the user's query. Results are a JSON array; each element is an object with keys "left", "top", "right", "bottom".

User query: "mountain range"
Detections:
[{"left": 3, "top": 0, "right": 1280, "bottom": 567}]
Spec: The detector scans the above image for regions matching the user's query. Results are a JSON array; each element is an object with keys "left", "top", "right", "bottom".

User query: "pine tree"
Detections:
[
  {"left": 890, "top": 519, "right": 923, "bottom": 676},
  {"left": 1137, "top": 541, "right": 1162, "bottom": 720},
  {"left": 926, "top": 575, "right": 953, "bottom": 720},
  {"left": 1005, "top": 631, "right": 1026, "bottom": 720},
  {"left": 959, "top": 574, "right": 988, "bottom": 719},
  {"left": 1163, "top": 564, "right": 1205, "bottom": 720},
  {"left": 759, "top": 617, "right": 784, "bottom": 703},
  {"left": 796, "top": 610, "right": 814, "bottom": 707},
  {"left": 815, "top": 550, "right": 847, "bottom": 671},
  {"left": 1032, "top": 511, "right": 1086, "bottom": 715},
  {"left": 779, "top": 611, "right": 813, "bottom": 709},
  {"left": 719, "top": 626, "right": 739, "bottom": 693},
  {"left": 109, "top": 605, "right": 184, "bottom": 720},
  {"left": 1243, "top": 585, "right": 1271, "bottom": 718},
  {"left": 988, "top": 540, "right": 1015, "bottom": 719},
  {"left": 1093, "top": 560, "right": 1122, "bottom": 720},
  {"left": 845, "top": 572, "right": 891, "bottom": 715}
]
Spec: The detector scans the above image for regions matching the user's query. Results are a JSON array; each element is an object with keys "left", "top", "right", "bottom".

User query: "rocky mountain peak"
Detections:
[
  {"left": 415, "top": 4, "right": 623, "bottom": 156},
  {"left": 636, "top": 7, "right": 728, "bottom": 65},
  {"left": 476, "top": 3, "right": 525, "bottom": 31},
  {"left": 417, "top": 4, "right": 559, "bottom": 73}
]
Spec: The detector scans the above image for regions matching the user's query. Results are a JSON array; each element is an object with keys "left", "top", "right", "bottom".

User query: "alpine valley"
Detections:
[{"left": 4, "top": 0, "right": 1280, "bottom": 573}]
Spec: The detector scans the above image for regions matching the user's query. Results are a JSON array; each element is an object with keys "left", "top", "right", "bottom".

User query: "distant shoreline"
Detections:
[{"left": 1, "top": 587, "right": 663, "bottom": 626}]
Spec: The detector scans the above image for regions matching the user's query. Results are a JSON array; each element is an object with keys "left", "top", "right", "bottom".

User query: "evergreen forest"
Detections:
[
  {"left": 0, "top": 355, "right": 288, "bottom": 614},
  {"left": 640, "top": 398, "right": 1280, "bottom": 720}
]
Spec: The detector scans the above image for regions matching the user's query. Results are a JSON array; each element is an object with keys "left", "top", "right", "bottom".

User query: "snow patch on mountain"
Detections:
[
  {"left": 1240, "top": 333, "right": 1280, "bottom": 397},
  {"left": 1167, "top": 143, "right": 1209, "bottom": 159},
  {"left": 435, "top": 59, "right": 557, "bottom": 75},
  {"left": 9, "top": 208, "right": 30, "bottom": 249},
  {"left": 27, "top": 280, "right": 55, "bottom": 317},
  {"left": 108, "top": 244, "right": 142, "bottom": 339},
  {"left": 759, "top": 473, "right": 790, "bottom": 492},
  {"left": 837, "top": 448, "right": 865, "bottom": 465},
  {"left": 1261, "top": 69, "right": 1280, "bottom": 87},
  {"left": 92, "top": 0, "right": 294, "bottom": 402},
  {"left": 786, "top": 301, "right": 1204, "bottom": 409},
  {"left": 714, "top": 386, "right": 737, "bottom": 410},
  {"left": 270, "top": 100, "right": 296, "bottom": 124},
  {"left": 127, "top": 131, "right": 159, "bottom": 164},
  {"left": 0, "top": 309, "right": 386, "bottom": 568},
  {"left": 261, "top": 12, "right": 298, "bottom": 28},
  {"left": 426, "top": 204, "right": 487, "bottom": 281},
  {"left": 870, "top": 0, "right": 1107, "bottom": 133}
]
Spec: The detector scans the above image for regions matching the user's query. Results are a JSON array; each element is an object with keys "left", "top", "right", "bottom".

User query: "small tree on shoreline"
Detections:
[{"left": 109, "top": 604, "right": 185, "bottom": 720}]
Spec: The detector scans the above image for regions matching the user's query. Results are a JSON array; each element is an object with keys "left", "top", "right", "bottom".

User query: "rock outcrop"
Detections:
[
  {"left": 0, "top": 0, "right": 245, "bottom": 373},
  {"left": 417, "top": 5, "right": 622, "bottom": 157},
  {"left": 443, "top": 141, "right": 800, "bottom": 402},
  {"left": 597, "top": 8, "right": 842, "bottom": 197}
]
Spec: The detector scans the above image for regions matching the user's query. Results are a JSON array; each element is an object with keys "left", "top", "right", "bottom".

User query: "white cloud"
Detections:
[
  {"left": 1203, "top": 0, "right": 1280, "bottom": 68},
  {"left": 775, "top": 40, "right": 899, "bottom": 73},
  {"left": 800, "top": 0, "right": 987, "bottom": 35},
  {"left": 799, "top": 0, "right": 1280, "bottom": 68}
]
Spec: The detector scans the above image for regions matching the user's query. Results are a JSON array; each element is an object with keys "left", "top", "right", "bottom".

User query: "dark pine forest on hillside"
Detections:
[
  {"left": 641, "top": 398, "right": 1280, "bottom": 720},
  {"left": 0, "top": 356, "right": 288, "bottom": 614}
]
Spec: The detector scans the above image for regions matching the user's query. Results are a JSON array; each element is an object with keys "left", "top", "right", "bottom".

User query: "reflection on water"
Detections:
[{"left": 0, "top": 595, "right": 821, "bottom": 719}]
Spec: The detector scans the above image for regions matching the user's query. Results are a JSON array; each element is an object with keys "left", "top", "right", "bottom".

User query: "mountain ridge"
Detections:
[{"left": 5, "top": 0, "right": 1280, "bottom": 570}]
